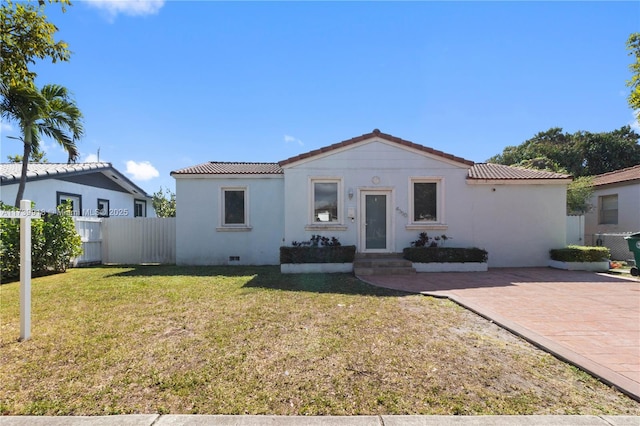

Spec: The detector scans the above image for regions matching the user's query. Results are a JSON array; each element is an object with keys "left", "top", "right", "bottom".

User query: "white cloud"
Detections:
[
  {"left": 86, "top": 0, "right": 164, "bottom": 19},
  {"left": 0, "top": 121, "right": 13, "bottom": 133},
  {"left": 83, "top": 154, "right": 100, "bottom": 163},
  {"left": 284, "top": 134, "right": 303, "bottom": 146},
  {"left": 125, "top": 160, "right": 159, "bottom": 181}
]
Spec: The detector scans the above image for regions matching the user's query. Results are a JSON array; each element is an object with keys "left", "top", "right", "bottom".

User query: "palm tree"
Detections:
[{"left": 1, "top": 82, "right": 83, "bottom": 206}]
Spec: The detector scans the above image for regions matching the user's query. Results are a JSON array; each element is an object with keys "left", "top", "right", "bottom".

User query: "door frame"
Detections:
[{"left": 358, "top": 188, "right": 394, "bottom": 253}]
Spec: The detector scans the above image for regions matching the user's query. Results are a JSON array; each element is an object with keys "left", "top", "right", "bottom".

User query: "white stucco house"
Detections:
[
  {"left": 0, "top": 162, "right": 155, "bottom": 217},
  {"left": 172, "top": 129, "right": 571, "bottom": 268},
  {"left": 584, "top": 164, "right": 640, "bottom": 244}
]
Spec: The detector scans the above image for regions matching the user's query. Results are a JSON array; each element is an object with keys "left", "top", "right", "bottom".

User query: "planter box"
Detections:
[
  {"left": 280, "top": 245, "right": 356, "bottom": 264},
  {"left": 413, "top": 262, "right": 488, "bottom": 272},
  {"left": 548, "top": 260, "right": 610, "bottom": 272},
  {"left": 281, "top": 263, "right": 353, "bottom": 274},
  {"left": 403, "top": 247, "right": 488, "bottom": 264}
]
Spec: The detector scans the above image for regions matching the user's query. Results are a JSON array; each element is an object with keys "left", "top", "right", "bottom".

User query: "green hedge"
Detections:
[
  {"left": 280, "top": 245, "right": 356, "bottom": 264},
  {"left": 1, "top": 202, "right": 83, "bottom": 280},
  {"left": 403, "top": 247, "right": 488, "bottom": 263},
  {"left": 549, "top": 245, "right": 610, "bottom": 262}
]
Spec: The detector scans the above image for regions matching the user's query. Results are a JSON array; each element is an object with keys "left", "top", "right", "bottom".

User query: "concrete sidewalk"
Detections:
[
  {"left": 359, "top": 268, "right": 640, "bottom": 401},
  {"left": 1, "top": 415, "right": 639, "bottom": 425}
]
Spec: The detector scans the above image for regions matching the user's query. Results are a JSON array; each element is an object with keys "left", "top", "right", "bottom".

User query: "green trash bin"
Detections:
[{"left": 625, "top": 232, "right": 640, "bottom": 276}]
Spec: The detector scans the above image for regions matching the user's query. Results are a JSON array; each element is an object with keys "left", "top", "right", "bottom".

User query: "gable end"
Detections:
[{"left": 278, "top": 129, "right": 475, "bottom": 168}]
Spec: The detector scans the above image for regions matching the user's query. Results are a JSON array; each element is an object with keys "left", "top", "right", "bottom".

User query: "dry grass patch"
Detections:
[{"left": 1, "top": 265, "right": 638, "bottom": 415}]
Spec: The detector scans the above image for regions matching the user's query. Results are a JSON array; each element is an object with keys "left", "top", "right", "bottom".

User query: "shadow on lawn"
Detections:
[{"left": 102, "top": 264, "right": 410, "bottom": 297}]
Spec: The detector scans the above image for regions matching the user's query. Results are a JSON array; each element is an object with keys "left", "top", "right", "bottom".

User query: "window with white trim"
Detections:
[
  {"left": 222, "top": 187, "right": 247, "bottom": 226},
  {"left": 97, "top": 199, "right": 109, "bottom": 217},
  {"left": 56, "top": 192, "right": 81, "bottom": 216},
  {"left": 598, "top": 194, "right": 618, "bottom": 225},
  {"left": 311, "top": 179, "right": 342, "bottom": 224},
  {"left": 410, "top": 178, "right": 442, "bottom": 224},
  {"left": 134, "top": 199, "right": 147, "bottom": 217}
]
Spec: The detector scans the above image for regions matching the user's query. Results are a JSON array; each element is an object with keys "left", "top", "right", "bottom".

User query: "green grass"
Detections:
[{"left": 1, "top": 265, "right": 638, "bottom": 415}]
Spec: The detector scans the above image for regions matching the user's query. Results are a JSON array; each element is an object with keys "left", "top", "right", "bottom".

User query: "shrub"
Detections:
[
  {"left": 1, "top": 202, "right": 83, "bottom": 280},
  {"left": 291, "top": 235, "right": 342, "bottom": 247},
  {"left": 549, "top": 246, "right": 610, "bottom": 262},
  {"left": 410, "top": 232, "right": 450, "bottom": 248},
  {"left": 403, "top": 247, "right": 488, "bottom": 263},
  {"left": 280, "top": 245, "right": 356, "bottom": 264}
]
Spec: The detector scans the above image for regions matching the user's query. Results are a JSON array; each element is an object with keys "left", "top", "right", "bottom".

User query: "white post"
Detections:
[{"left": 19, "top": 199, "right": 32, "bottom": 341}]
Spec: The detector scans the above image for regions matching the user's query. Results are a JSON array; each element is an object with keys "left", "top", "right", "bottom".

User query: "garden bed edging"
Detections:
[{"left": 548, "top": 260, "right": 610, "bottom": 272}]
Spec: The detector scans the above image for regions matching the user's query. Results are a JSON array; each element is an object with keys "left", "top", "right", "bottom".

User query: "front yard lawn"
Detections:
[{"left": 1, "top": 266, "right": 638, "bottom": 415}]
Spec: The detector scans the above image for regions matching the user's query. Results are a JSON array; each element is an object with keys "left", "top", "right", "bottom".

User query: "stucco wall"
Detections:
[
  {"left": 175, "top": 176, "right": 284, "bottom": 265},
  {"left": 282, "top": 139, "right": 474, "bottom": 252},
  {"left": 1, "top": 179, "right": 153, "bottom": 217},
  {"left": 584, "top": 183, "right": 640, "bottom": 241},
  {"left": 174, "top": 139, "right": 569, "bottom": 268},
  {"left": 468, "top": 183, "right": 567, "bottom": 267},
  {"left": 281, "top": 139, "right": 567, "bottom": 268}
]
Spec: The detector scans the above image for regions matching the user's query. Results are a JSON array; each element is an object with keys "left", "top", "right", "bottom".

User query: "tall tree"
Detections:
[
  {"left": 1, "top": 83, "right": 83, "bottom": 206},
  {"left": 627, "top": 33, "right": 640, "bottom": 118},
  {"left": 1, "top": 0, "right": 71, "bottom": 85},
  {"left": 566, "top": 176, "right": 594, "bottom": 215},
  {"left": 487, "top": 126, "right": 640, "bottom": 177}
]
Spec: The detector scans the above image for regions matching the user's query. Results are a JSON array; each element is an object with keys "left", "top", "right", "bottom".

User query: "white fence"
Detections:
[
  {"left": 73, "top": 218, "right": 103, "bottom": 266},
  {"left": 73, "top": 217, "right": 176, "bottom": 265},
  {"left": 566, "top": 215, "right": 585, "bottom": 246}
]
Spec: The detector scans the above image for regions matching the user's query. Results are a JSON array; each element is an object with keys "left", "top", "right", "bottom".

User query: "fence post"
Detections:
[{"left": 19, "top": 200, "right": 33, "bottom": 341}]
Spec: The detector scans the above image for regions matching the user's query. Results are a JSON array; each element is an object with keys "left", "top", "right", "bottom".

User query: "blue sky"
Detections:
[{"left": 1, "top": 0, "right": 638, "bottom": 195}]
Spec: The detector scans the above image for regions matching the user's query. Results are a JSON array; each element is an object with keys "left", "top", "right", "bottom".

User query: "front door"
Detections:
[{"left": 360, "top": 190, "right": 391, "bottom": 252}]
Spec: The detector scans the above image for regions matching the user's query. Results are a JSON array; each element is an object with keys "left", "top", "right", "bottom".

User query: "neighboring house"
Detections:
[
  {"left": 0, "top": 162, "right": 155, "bottom": 218},
  {"left": 172, "top": 129, "right": 571, "bottom": 268},
  {"left": 584, "top": 164, "right": 640, "bottom": 244}
]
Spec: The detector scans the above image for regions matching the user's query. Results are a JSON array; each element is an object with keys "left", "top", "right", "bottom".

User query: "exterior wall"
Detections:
[
  {"left": 468, "top": 183, "right": 568, "bottom": 267},
  {"left": 282, "top": 139, "right": 474, "bottom": 253},
  {"left": 584, "top": 183, "right": 640, "bottom": 243},
  {"left": 0, "top": 179, "right": 155, "bottom": 217},
  {"left": 175, "top": 176, "right": 284, "bottom": 265},
  {"left": 282, "top": 139, "right": 568, "bottom": 268}
]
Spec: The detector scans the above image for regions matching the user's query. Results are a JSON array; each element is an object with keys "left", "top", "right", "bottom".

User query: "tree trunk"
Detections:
[{"left": 14, "top": 128, "right": 32, "bottom": 208}]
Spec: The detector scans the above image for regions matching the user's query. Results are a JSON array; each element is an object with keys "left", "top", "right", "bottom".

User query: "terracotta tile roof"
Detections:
[
  {"left": 171, "top": 162, "right": 283, "bottom": 175},
  {"left": 592, "top": 164, "right": 640, "bottom": 187},
  {"left": 278, "top": 129, "right": 475, "bottom": 167},
  {"left": 468, "top": 163, "right": 572, "bottom": 180}
]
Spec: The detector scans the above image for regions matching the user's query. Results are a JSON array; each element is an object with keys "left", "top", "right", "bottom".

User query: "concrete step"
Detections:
[
  {"left": 354, "top": 259, "right": 412, "bottom": 268},
  {"left": 353, "top": 253, "right": 415, "bottom": 276},
  {"left": 354, "top": 266, "right": 416, "bottom": 276}
]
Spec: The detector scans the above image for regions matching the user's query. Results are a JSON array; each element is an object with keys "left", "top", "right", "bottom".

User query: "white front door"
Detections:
[{"left": 360, "top": 190, "right": 392, "bottom": 253}]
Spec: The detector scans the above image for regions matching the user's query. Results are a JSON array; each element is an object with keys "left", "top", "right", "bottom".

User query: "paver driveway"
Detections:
[{"left": 359, "top": 268, "right": 640, "bottom": 401}]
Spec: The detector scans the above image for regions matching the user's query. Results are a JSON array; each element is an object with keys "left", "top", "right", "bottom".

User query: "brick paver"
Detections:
[{"left": 359, "top": 268, "right": 640, "bottom": 401}]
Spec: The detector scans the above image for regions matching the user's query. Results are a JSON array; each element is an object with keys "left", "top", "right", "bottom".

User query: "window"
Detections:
[
  {"left": 97, "top": 199, "right": 109, "bottom": 217},
  {"left": 56, "top": 192, "right": 82, "bottom": 216},
  {"left": 312, "top": 179, "right": 341, "bottom": 224},
  {"left": 134, "top": 199, "right": 147, "bottom": 217},
  {"left": 599, "top": 194, "right": 618, "bottom": 225},
  {"left": 409, "top": 178, "right": 443, "bottom": 224},
  {"left": 222, "top": 188, "right": 247, "bottom": 226}
]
